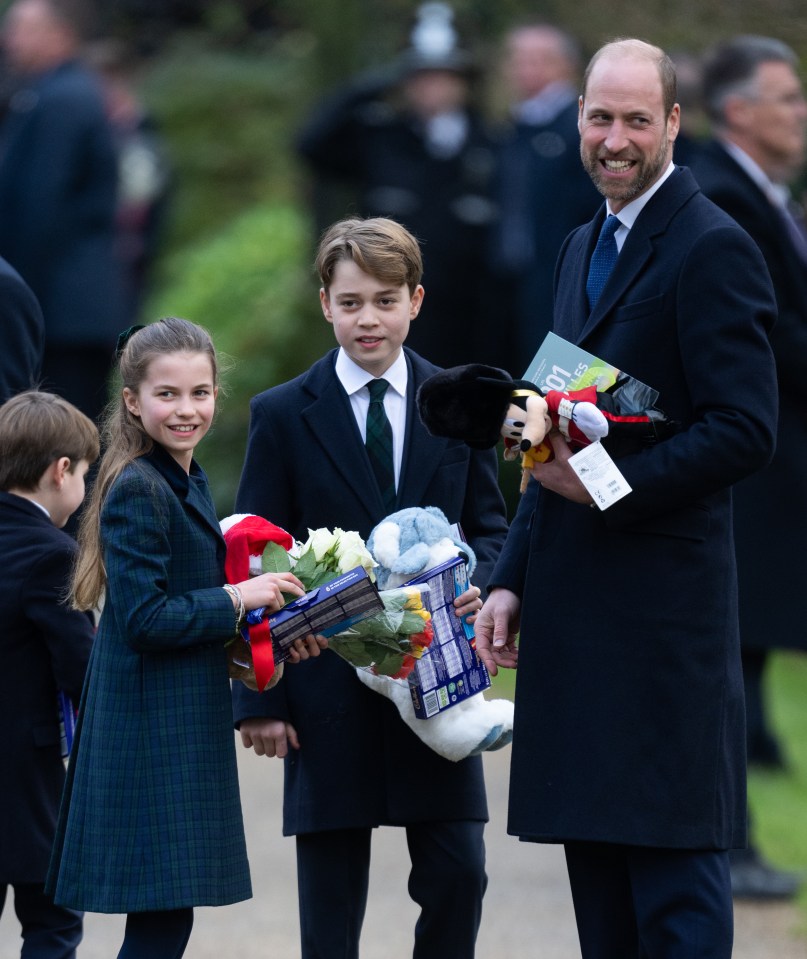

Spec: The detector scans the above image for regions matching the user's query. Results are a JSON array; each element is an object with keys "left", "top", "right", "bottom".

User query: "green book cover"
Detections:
[{"left": 523, "top": 331, "right": 659, "bottom": 409}]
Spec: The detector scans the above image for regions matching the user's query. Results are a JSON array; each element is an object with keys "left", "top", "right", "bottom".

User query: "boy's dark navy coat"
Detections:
[
  {"left": 0, "top": 492, "right": 93, "bottom": 882},
  {"left": 232, "top": 347, "right": 509, "bottom": 835},
  {"left": 491, "top": 167, "right": 779, "bottom": 850}
]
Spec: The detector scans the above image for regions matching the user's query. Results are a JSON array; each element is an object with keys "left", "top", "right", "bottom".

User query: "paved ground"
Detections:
[{"left": 1, "top": 744, "right": 804, "bottom": 957}]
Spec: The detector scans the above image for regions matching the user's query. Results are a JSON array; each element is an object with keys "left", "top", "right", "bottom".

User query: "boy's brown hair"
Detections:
[
  {"left": 0, "top": 390, "right": 100, "bottom": 491},
  {"left": 315, "top": 217, "right": 424, "bottom": 293}
]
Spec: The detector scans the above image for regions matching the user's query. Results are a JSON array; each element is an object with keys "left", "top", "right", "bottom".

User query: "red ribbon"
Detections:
[
  {"left": 222, "top": 514, "right": 294, "bottom": 691},
  {"left": 247, "top": 616, "right": 275, "bottom": 692}
]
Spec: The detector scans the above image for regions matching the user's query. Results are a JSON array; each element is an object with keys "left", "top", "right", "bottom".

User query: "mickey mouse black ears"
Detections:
[{"left": 416, "top": 363, "right": 520, "bottom": 449}]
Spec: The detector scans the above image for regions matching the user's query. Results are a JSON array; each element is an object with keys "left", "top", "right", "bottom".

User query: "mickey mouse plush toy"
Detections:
[{"left": 417, "top": 363, "right": 674, "bottom": 491}]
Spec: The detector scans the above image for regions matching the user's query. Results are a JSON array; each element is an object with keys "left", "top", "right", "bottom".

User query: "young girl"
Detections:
[{"left": 47, "top": 317, "right": 320, "bottom": 959}]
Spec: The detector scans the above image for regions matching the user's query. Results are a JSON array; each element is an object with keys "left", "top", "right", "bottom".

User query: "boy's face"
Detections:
[
  {"left": 320, "top": 258, "right": 424, "bottom": 377},
  {"left": 51, "top": 458, "right": 90, "bottom": 529}
]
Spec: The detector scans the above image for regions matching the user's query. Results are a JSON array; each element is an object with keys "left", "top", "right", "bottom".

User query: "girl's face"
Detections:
[
  {"left": 320, "top": 258, "right": 424, "bottom": 377},
  {"left": 124, "top": 351, "right": 218, "bottom": 472}
]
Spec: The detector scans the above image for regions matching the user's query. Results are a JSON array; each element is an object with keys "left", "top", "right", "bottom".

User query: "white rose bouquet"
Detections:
[{"left": 263, "top": 527, "right": 434, "bottom": 679}]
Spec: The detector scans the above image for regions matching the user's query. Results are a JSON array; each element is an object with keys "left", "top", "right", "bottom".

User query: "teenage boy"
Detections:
[
  {"left": 0, "top": 390, "right": 99, "bottom": 957},
  {"left": 233, "top": 217, "right": 509, "bottom": 959}
]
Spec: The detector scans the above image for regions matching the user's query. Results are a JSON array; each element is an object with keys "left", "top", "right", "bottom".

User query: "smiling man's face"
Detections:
[{"left": 579, "top": 50, "right": 679, "bottom": 212}]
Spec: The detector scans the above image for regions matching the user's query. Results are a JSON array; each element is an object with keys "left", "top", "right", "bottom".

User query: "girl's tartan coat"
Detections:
[{"left": 48, "top": 445, "right": 251, "bottom": 912}]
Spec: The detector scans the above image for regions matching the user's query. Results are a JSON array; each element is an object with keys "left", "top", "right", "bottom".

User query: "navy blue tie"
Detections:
[
  {"left": 365, "top": 379, "right": 396, "bottom": 512},
  {"left": 586, "top": 215, "right": 620, "bottom": 310}
]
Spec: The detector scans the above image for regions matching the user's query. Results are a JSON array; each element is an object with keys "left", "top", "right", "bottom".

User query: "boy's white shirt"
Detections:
[{"left": 335, "top": 347, "right": 408, "bottom": 488}]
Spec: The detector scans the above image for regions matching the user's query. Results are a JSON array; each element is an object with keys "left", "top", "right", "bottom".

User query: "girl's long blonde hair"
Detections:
[{"left": 71, "top": 317, "right": 220, "bottom": 611}]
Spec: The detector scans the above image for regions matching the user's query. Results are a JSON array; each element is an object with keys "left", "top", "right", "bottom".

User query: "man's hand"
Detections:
[
  {"left": 239, "top": 717, "right": 300, "bottom": 758},
  {"left": 474, "top": 588, "right": 521, "bottom": 675},
  {"left": 530, "top": 431, "right": 593, "bottom": 504}
]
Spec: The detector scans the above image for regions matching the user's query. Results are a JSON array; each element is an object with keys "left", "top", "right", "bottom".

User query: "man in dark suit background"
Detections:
[
  {"left": 691, "top": 33, "right": 807, "bottom": 901},
  {"left": 0, "top": 0, "right": 123, "bottom": 423},
  {"left": 476, "top": 39, "right": 778, "bottom": 958},
  {"left": 0, "top": 253, "right": 44, "bottom": 403},
  {"left": 491, "top": 22, "right": 601, "bottom": 368}
]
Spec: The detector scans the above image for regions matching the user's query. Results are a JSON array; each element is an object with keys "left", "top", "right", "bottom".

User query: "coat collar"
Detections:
[
  {"left": 575, "top": 167, "right": 699, "bottom": 343},
  {"left": 298, "top": 348, "right": 452, "bottom": 526},
  {"left": 140, "top": 444, "right": 223, "bottom": 545},
  {"left": 0, "top": 490, "right": 54, "bottom": 526}
]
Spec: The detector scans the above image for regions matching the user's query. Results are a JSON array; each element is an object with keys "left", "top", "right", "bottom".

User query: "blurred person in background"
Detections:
[
  {"left": 0, "top": 0, "right": 124, "bottom": 424},
  {"left": 296, "top": 2, "right": 505, "bottom": 370},
  {"left": 692, "top": 33, "right": 807, "bottom": 902},
  {"left": 0, "top": 254, "right": 44, "bottom": 403},
  {"left": 490, "top": 21, "right": 600, "bottom": 369},
  {"left": 86, "top": 39, "right": 172, "bottom": 327},
  {"left": 668, "top": 48, "right": 707, "bottom": 165}
]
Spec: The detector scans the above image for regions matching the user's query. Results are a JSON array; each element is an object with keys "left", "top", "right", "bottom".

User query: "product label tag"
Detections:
[{"left": 569, "top": 441, "right": 632, "bottom": 510}]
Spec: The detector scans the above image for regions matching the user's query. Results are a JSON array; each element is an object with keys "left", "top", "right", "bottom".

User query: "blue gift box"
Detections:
[
  {"left": 245, "top": 566, "right": 384, "bottom": 664},
  {"left": 402, "top": 558, "right": 491, "bottom": 718}
]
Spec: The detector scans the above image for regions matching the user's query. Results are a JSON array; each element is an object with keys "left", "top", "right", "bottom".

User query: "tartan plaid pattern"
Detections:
[
  {"left": 47, "top": 447, "right": 251, "bottom": 912},
  {"left": 365, "top": 378, "right": 396, "bottom": 513}
]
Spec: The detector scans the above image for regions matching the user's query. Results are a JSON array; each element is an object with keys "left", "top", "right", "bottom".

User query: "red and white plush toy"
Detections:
[
  {"left": 220, "top": 513, "right": 294, "bottom": 692},
  {"left": 417, "top": 363, "right": 673, "bottom": 492}
]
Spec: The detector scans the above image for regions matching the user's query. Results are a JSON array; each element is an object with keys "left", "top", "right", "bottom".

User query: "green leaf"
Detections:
[
  {"left": 262, "top": 541, "right": 292, "bottom": 574},
  {"left": 293, "top": 548, "right": 319, "bottom": 583}
]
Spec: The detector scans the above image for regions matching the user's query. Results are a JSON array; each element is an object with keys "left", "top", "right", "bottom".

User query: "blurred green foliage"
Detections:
[{"left": 748, "top": 652, "right": 807, "bottom": 918}]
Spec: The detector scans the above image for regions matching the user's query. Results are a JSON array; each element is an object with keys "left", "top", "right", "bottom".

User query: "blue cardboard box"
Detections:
[
  {"left": 402, "top": 558, "right": 491, "bottom": 718},
  {"left": 262, "top": 566, "right": 384, "bottom": 664}
]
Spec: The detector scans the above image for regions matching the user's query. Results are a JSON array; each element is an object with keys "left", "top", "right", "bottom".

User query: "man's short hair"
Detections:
[
  {"left": 701, "top": 35, "right": 798, "bottom": 126},
  {"left": 0, "top": 390, "right": 99, "bottom": 491}
]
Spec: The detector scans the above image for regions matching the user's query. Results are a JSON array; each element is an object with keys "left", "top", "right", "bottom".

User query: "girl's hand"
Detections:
[
  {"left": 453, "top": 584, "right": 483, "bottom": 624},
  {"left": 237, "top": 571, "right": 306, "bottom": 613}
]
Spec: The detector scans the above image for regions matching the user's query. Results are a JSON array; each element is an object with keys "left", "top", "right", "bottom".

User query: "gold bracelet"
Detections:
[{"left": 222, "top": 584, "right": 245, "bottom": 632}]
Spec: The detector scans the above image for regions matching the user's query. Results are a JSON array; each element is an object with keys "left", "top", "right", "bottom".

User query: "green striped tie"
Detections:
[{"left": 365, "top": 378, "right": 396, "bottom": 512}]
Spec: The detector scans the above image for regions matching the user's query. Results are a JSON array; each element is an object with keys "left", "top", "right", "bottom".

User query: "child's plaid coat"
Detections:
[{"left": 48, "top": 445, "right": 251, "bottom": 912}]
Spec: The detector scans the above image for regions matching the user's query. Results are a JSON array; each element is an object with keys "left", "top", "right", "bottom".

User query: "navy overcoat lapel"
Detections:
[
  {"left": 299, "top": 351, "right": 452, "bottom": 527},
  {"left": 397, "top": 351, "right": 452, "bottom": 509},
  {"left": 570, "top": 170, "right": 700, "bottom": 344},
  {"left": 300, "top": 353, "right": 390, "bottom": 525}
]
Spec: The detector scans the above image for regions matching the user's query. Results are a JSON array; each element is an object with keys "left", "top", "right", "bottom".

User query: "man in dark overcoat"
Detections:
[
  {"left": 476, "top": 39, "right": 778, "bottom": 958},
  {"left": 0, "top": 0, "right": 124, "bottom": 422},
  {"left": 691, "top": 34, "right": 807, "bottom": 899}
]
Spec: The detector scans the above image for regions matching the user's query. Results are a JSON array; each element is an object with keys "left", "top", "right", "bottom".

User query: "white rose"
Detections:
[
  {"left": 305, "top": 527, "right": 338, "bottom": 562},
  {"left": 335, "top": 529, "right": 377, "bottom": 577}
]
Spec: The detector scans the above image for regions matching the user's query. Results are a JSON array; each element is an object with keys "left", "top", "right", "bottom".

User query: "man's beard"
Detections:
[{"left": 581, "top": 138, "right": 670, "bottom": 204}]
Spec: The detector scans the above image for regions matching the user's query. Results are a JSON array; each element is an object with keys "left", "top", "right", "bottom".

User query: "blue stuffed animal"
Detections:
[
  {"left": 358, "top": 506, "right": 512, "bottom": 762},
  {"left": 367, "top": 505, "right": 476, "bottom": 589}
]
